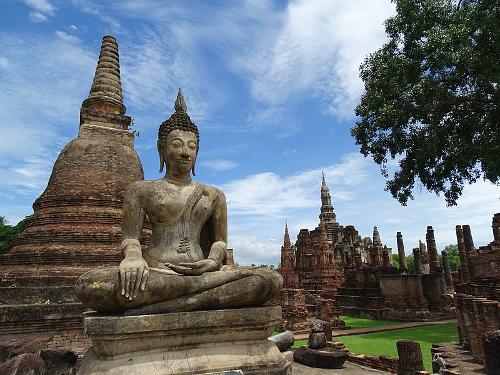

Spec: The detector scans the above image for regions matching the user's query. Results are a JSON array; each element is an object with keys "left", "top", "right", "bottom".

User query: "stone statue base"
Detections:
[{"left": 77, "top": 306, "right": 291, "bottom": 375}]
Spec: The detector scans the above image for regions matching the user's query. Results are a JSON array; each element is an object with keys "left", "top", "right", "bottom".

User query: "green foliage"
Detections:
[
  {"left": 440, "top": 244, "right": 460, "bottom": 271},
  {"left": 352, "top": 0, "right": 500, "bottom": 206},
  {"left": 392, "top": 253, "right": 415, "bottom": 272},
  {"left": 0, "top": 217, "right": 27, "bottom": 254}
]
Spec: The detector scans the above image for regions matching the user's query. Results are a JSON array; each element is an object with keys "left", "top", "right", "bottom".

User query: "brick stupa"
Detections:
[{"left": 0, "top": 36, "right": 145, "bottom": 353}]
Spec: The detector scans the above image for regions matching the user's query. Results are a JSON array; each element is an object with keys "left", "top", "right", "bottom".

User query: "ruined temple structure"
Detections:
[
  {"left": 0, "top": 36, "right": 145, "bottom": 353},
  {"left": 338, "top": 225, "right": 454, "bottom": 321},
  {"left": 293, "top": 173, "right": 346, "bottom": 298},
  {"left": 272, "top": 223, "right": 309, "bottom": 332},
  {"left": 278, "top": 174, "right": 455, "bottom": 322},
  {"left": 453, "top": 214, "right": 500, "bottom": 365}
]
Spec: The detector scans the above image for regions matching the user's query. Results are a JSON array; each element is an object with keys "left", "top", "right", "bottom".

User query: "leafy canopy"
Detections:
[
  {"left": 352, "top": 0, "right": 499, "bottom": 206},
  {"left": 0, "top": 217, "right": 27, "bottom": 254}
]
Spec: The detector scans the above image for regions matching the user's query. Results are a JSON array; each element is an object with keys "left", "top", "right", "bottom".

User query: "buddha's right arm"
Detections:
[{"left": 121, "top": 182, "right": 146, "bottom": 258}]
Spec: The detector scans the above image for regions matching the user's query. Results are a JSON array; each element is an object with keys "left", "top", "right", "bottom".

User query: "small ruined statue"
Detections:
[{"left": 75, "top": 89, "right": 282, "bottom": 315}]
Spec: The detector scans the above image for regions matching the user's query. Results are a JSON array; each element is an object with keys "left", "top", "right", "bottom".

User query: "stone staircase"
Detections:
[
  {"left": 335, "top": 287, "right": 388, "bottom": 319},
  {"left": 0, "top": 267, "right": 87, "bottom": 336}
]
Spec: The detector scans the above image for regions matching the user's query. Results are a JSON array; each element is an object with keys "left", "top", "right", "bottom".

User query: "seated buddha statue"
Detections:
[{"left": 75, "top": 89, "right": 283, "bottom": 316}]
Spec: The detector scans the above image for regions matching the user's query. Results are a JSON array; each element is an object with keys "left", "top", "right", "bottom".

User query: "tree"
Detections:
[
  {"left": 0, "top": 217, "right": 27, "bottom": 254},
  {"left": 440, "top": 244, "right": 460, "bottom": 271},
  {"left": 352, "top": 0, "right": 500, "bottom": 206}
]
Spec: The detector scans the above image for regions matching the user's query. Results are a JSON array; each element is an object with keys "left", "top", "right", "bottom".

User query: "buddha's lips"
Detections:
[{"left": 178, "top": 159, "right": 191, "bottom": 164}]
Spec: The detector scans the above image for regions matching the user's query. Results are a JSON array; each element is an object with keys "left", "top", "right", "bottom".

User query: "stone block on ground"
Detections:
[
  {"left": 268, "top": 331, "right": 294, "bottom": 352},
  {"left": 0, "top": 353, "right": 45, "bottom": 375},
  {"left": 0, "top": 339, "right": 42, "bottom": 363},
  {"left": 40, "top": 349, "right": 78, "bottom": 375},
  {"left": 293, "top": 346, "right": 347, "bottom": 369}
]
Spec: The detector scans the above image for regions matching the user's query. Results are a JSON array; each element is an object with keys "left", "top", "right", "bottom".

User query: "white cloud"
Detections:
[
  {"left": 24, "top": 0, "right": 55, "bottom": 22},
  {"left": 0, "top": 57, "right": 10, "bottom": 70},
  {"left": 233, "top": 0, "right": 395, "bottom": 119},
  {"left": 201, "top": 159, "right": 238, "bottom": 172},
  {"left": 55, "top": 31, "right": 81, "bottom": 44},
  {"left": 29, "top": 12, "right": 48, "bottom": 22},
  {"left": 69, "top": 0, "right": 121, "bottom": 30}
]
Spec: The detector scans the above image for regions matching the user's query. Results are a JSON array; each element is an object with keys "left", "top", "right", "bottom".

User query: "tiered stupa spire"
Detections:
[
  {"left": 373, "top": 226, "right": 382, "bottom": 247},
  {"left": 319, "top": 171, "right": 337, "bottom": 226},
  {"left": 284, "top": 221, "right": 291, "bottom": 246},
  {"left": 279, "top": 221, "right": 300, "bottom": 288},
  {"left": 82, "top": 35, "right": 125, "bottom": 115}
]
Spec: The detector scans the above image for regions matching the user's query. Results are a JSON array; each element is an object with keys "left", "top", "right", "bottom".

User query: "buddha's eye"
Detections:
[
  {"left": 187, "top": 141, "right": 197, "bottom": 150},
  {"left": 171, "top": 139, "right": 182, "bottom": 148}
]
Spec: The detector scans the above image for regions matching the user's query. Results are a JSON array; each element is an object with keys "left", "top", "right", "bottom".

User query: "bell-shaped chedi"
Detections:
[{"left": 4, "top": 35, "right": 145, "bottom": 269}]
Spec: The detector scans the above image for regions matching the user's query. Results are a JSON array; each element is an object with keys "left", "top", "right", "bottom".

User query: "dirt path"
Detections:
[{"left": 295, "top": 319, "right": 457, "bottom": 340}]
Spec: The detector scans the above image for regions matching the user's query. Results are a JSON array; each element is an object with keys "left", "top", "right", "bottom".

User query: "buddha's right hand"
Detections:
[{"left": 119, "top": 256, "right": 149, "bottom": 300}]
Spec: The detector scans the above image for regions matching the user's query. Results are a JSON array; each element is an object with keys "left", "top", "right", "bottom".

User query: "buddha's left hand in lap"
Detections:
[{"left": 166, "top": 259, "right": 219, "bottom": 276}]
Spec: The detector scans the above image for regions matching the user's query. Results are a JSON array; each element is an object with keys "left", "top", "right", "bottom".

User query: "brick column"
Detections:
[
  {"left": 426, "top": 226, "right": 441, "bottom": 274},
  {"left": 413, "top": 248, "right": 423, "bottom": 274},
  {"left": 397, "top": 232, "right": 408, "bottom": 273},
  {"left": 456, "top": 225, "right": 470, "bottom": 282},
  {"left": 462, "top": 225, "right": 475, "bottom": 278}
]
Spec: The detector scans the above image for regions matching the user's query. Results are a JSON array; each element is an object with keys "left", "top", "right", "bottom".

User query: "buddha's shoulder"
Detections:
[
  {"left": 125, "top": 180, "right": 164, "bottom": 194},
  {"left": 197, "top": 182, "right": 226, "bottom": 200}
]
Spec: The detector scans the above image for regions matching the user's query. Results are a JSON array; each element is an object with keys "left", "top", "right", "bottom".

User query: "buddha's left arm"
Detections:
[{"left": 207, "top": 190, "right": 228, "bottom": 269}]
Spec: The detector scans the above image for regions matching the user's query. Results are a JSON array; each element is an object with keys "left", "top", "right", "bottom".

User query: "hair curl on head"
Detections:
[{"left": 157, "top": 89, "right": 199, "bottom": 175}]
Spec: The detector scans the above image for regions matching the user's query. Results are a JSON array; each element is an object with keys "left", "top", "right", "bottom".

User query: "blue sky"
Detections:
[{"left": 1, "top": 0, "right": 499, "bottom": 265}]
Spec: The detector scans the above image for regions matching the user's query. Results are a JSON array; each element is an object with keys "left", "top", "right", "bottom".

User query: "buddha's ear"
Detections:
[
  {"left": 191, "top": 151, "right": 198, "bottom": 176},
  {"left": 159, "top": 154, "right": 165, "bottom": 173},
  {"left": 158, "top": 140, "right": 165, "bottom": 173}
]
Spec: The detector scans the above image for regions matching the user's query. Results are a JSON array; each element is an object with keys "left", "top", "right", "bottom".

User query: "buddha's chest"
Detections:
[{"left": 145, "top": 184, "right": 213, "bottom": 225}]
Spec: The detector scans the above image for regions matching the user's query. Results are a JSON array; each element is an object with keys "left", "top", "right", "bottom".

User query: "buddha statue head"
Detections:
[{"left": 157, "top": 89, "right": 200, "bottom": 176}]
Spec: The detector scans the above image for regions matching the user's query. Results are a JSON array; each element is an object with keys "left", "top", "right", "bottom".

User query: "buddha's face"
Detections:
[{"left": 162, "top": 129, "right": 197, "bottom": 177}]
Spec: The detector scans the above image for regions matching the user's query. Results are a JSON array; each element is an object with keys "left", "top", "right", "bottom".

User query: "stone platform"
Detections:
[{"left": 77, "top": 306, "right": 291, "bottom": 375}]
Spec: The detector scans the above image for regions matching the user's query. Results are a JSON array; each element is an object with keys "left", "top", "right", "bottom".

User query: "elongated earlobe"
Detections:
[
  {"left": 159, "top": 154, "right": 165, "bottom": 173},
  {"left": 191, "top": 153, "right": 197, "bottom": 176}
]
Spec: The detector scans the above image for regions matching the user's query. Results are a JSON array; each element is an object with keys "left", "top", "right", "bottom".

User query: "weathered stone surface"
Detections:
[
  {"left": 78, "top": 342, "right": 290, "bottom": 375},
  {"left": 483, "top": 330, "right": 500, "bottom": 374},
  {"left": 40, "top": 349, "right": 77, "bottom": 375},
  {"left": 0, "top": 339, "right": 42, "bottom": 363},
  {"left": 83, "top": 306, "right": 282, "bottom": 357},
  {"left": 396, "top": 340, "right": 424, "bottom": 375},
  {"left": 0, "top": 353, "right": 45, "bottom": 375},
  {"left": 77, "top": 306, "right": 290, "bottom": 375},
  {"left": 293, "top": 346, "right": 347, "bottom": 369},
  {"left": 268, "top": 331, "right": 294, "bottom": 352},
  {"left": 454, "top": 214, "right": 500, "bottom": 364},
  {"left": 312, "top": 319, "right": 332, "bottom": 341},
  {"left": 308, "top": 332, "right": 326, "bottom": 349},
  {"left": 268, "top": 288, "right": 309, "bottom": 333}
]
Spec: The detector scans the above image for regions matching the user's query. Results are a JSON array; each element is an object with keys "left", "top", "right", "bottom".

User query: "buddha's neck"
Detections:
[{"left": 164, "top": 173, "right": 192, "bottom": 186}]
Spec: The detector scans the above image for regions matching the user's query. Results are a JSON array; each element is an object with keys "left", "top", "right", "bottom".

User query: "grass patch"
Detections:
[
  {"left": 293, "top": 323, "right": 457, "bottom": 371},
  {"left": 340, "top": 315, "right": 402, "bottom": 329}
]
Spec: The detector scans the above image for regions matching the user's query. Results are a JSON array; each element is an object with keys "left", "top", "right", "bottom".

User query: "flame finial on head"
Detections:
[{"left": 175, "top": 88, "right": 187, "bottom": 113}]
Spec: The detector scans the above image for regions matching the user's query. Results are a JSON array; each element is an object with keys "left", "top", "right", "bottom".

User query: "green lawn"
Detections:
[
  {"left": 340, "top": 315, "right": 402, "bottom": 329},
  {"left": 293, "top": 323, "right": 458, "bottom": 371}
]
